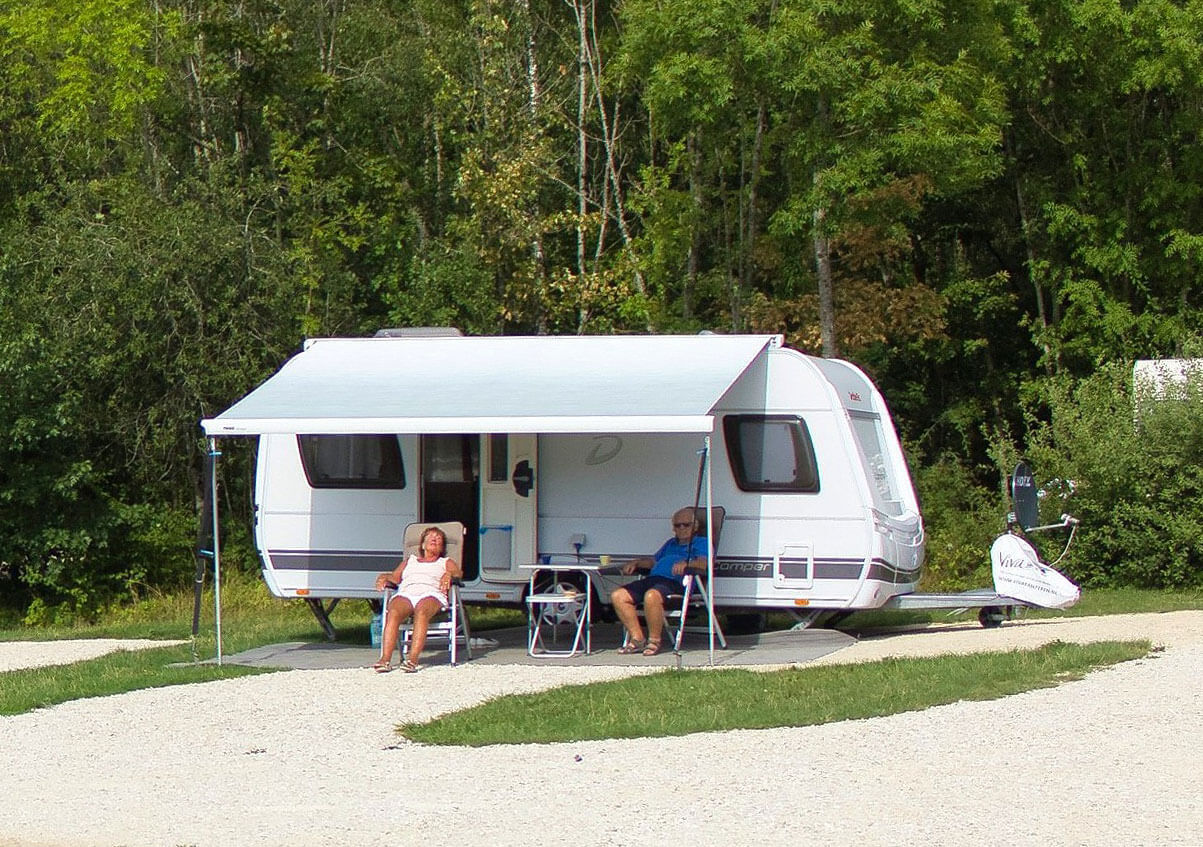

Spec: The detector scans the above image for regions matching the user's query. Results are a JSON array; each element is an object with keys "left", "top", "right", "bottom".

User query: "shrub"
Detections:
[
  {"left": 1020, "top": 362, "right": 1203, "bottom": 588},
  {"left": 913, "top": 453, "right": 1008, "bottom": 590}
]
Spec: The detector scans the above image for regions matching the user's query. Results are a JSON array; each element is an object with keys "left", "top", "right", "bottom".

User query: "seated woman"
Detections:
[
  {"left": 609, "top": 507, "right": 708, "bottom": 656},
  {"left": 372, "top": 526, "right": 462, "bottom": 673}
]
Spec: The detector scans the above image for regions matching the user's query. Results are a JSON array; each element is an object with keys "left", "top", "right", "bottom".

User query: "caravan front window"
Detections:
[
  {"left": 723, "top": 415, "right": 819, "bottom": 493},
  {"left": 297, "top": 435, "right": 405, "bottom": 489},
  {"left": 849, "top": 413, "right": 902, "bottom": 515}
]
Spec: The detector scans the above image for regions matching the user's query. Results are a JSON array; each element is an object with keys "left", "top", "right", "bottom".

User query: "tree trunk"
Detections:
[
  {"left": 518, "top": 0, "right": 547, "bottom": 332},
  {"left": 1009, "top": 131, "right": 1054, "bottom": 373},
  {"left": 575, "top": 0, "right": 588, "bottom": 283},
  {"left": 685, "top": 132, "right": 703, "bottom": 320},
  {"left": 735, "top": 99, "right": 767, "bottom": 331},
  {"left": 577, "top": 2, "right": 645, "bottom": 298},
  {"left": 814, "top": 204, "right": 838, "bottom": 358},
  {"left": 812, "top": 94, "right": 837, "bottom": 357}
]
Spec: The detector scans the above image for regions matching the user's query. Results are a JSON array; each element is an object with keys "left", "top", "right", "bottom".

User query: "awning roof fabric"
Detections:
[{"left": 202, "top": 334, "right": 778, "bottom": 436}]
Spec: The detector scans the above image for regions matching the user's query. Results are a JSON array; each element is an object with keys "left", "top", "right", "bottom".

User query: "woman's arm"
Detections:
[
  {"left": 437, "top": 557, "right": 461, "bottom": 593},
  {"left": 375, "top": 557, "right": 408, "bottom": 591}
]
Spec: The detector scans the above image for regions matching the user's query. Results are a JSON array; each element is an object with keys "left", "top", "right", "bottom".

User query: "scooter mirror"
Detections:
[{"left": 1010, "top": 461, "right": 1039, "bottom": 530}]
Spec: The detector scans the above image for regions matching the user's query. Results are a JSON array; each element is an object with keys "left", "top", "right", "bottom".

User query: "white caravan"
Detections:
[{"left": 201, "top": 332, "right": 927, "bottom": 634}]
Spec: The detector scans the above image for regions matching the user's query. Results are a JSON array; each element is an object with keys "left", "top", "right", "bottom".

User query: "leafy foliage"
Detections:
[
  {"left": 1021, "top": 363, "right": 1203, "bottom": 588},
  {"left": 913, "top": 453, "right": 1008, "bottom": 590},
  {"left": 3, "top": 0, "right": 1203, "bottom": 615}
]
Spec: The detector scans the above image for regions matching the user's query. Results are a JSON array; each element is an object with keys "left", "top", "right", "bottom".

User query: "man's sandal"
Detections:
[
  {"left": 371, "top": 660, "right": 393, "bottom": 674},
  {"left": 616, "top": 639, "right": 646, "bottom": 655},
  {"left": 400, "top": 659, "right": 420, "bottom": 673},
  {"left": 642, "top": 639, "right": 663, "bottom": 657}
]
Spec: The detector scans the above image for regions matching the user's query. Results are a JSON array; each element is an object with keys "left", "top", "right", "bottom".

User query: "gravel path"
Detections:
[
  {"left": 0, "top": 639, "right": 185, "bottom": 673},
  {"left": 1, "top": 611, "right": 1200, "bottom": 847}
]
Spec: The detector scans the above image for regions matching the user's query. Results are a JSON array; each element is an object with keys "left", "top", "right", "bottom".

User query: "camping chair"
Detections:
[
  {"left": 622, "top": 506, "right": 728, "bottom": 652},
  {"left": 663, "top": 505, "right": 727, "bottom": 651},
  {"left": 381, "top": 521, "right": 472, "bottom": 666}
]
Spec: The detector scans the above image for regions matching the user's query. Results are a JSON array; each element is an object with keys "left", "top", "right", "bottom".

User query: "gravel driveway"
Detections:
[{"left": 1, "top": 611, "right": 1199, "bottom": 847}]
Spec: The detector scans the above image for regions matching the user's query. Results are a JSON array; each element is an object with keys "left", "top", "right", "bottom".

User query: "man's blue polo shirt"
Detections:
[{"left": 649, "top": 536, "right": 710, "bottom": 585}]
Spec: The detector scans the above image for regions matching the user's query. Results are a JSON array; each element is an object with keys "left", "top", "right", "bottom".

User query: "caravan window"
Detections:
[
  {"left": 297, "top": 435, "right": 405, "bottom": 489},
  {"left": 487, "top": 434, "right": 509, "bottom": 483},
  {"left": 723, "top": 415, "right": 819, "bottom": 493},
  {"left": 849, "top": 413, "right": 902, "bottom": 515}
]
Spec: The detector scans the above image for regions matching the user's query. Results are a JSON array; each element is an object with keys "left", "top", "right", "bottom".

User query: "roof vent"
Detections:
[{"left": 374, "top": 327, "right": 463, "bottom": 338}]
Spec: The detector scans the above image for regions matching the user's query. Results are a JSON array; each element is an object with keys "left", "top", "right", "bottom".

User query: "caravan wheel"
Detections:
[
  {"left": 532, "top": 574, "right": 610, "bottom": 623},
  {"left": 979, "top": 606, "right": 1006, "bottom": 628},
  {"left": 540, "top": 580, "right": 583, "bottom": 627},
  {"left": 532, "top": 575, "right": 588, "bottom": 629}
]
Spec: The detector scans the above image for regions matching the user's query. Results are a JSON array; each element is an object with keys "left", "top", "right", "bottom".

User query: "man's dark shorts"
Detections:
[{"left": 618, "top": 575, "right": 682, "bottom": 603}]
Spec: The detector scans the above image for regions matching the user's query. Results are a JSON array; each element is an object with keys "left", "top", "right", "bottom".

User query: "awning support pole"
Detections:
[
  {"left": 208, "top": 437, "right": 224, "bottom": 665},
  {"left": 704, "top": 436, "right": 715, "bottom": 666}
]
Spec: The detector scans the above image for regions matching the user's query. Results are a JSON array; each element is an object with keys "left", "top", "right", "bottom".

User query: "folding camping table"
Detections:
[{"left": 521, "top": 563, "right": 597, "bottom": 657}]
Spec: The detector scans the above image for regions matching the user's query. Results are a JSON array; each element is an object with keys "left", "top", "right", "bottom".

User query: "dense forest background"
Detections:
[{"left": 3, "top": 0, "right": 1203, "bottom": 622}]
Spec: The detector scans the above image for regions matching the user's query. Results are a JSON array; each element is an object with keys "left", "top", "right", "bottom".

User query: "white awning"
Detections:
[{"left": 201, "top": 334, "right": 778, "bottom": 436}]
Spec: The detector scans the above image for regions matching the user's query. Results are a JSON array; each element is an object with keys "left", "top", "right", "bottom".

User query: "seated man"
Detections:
[{"left": 610, "top": 507, "right": 709, "bottom": 656}]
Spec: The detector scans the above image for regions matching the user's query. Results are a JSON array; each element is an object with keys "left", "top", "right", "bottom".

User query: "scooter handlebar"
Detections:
[{"left": 1023, "top": 514, "right": 1080, "bottom": 532}]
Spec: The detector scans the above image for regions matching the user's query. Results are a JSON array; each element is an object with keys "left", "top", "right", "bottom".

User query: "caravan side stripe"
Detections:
[
  {"left": 267, "top": 551, "right": 923, "bottom": 582},
  {"left": 714, "top": 557, "right": 921, "bottom": 584},
  {"left": 714, "top": 557, "right": 865, "bottom": 579},
  {"left": 268, "top": 550, "right": 402, "bottom": 571},
  {"left": 866, "top": 559, "right": 923, "bottom": 584}
]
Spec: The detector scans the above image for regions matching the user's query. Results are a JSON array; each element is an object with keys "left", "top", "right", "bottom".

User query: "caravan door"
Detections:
[
  {"left": 479, "top": 434, "right": 538, "bottom": 581},
  {"left": 420, "top": 435, "right": 480, "bottom": 579}
]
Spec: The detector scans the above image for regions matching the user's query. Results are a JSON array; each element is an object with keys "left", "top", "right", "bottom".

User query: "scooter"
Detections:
[{"left": 989, "top": 461, "right": 1080, "bottom": 611}]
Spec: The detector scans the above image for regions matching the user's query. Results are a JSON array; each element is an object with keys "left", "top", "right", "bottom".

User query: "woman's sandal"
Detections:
[
  {"left": 642, "top": 639, "right": 663, "bottom": 657},
  {"left": 616, "top": 639, "right": 646, "bottom": 655},
  {"left": 371, "top": 659, "right": 393, "bottom": 674},
  {"left": 400, "top": 660, "right": 420, "bottom": 673}
]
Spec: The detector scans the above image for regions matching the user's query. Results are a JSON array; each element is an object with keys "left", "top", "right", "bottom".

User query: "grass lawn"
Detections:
[
  {"left": 400, "top": 640, "right": 1152, "bottom": 745},
  {"left": 0, "top": 570, "right": 523, "bottom": 715},
  {"left": 0, "top": 645, "right": 269, "bottom": 716}
]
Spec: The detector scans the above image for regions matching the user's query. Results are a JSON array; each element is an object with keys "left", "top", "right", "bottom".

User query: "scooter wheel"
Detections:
[{"left": 979, "top": 606, "right": 1006, "bottom": 628}]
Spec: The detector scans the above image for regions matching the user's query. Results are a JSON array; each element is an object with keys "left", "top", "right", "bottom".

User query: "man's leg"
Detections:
[
  {"left": 643, "top": 588, "right": 666, "bottom": 644},
  {"left": 610, "top": 586, "right": 645, "bottom": 643}
]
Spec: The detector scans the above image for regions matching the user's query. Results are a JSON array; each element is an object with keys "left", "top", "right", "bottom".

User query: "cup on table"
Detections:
[{"left": 599, "top": 554, "right": 611, "bottom": 568}]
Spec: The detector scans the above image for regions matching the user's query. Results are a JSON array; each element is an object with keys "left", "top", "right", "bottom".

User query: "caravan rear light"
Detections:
[
  {"left": 793, "top": 598, "right": 810, "bottom": 606},
  {"left": 485, "top": 592, "right": 501, "bottom": 600},
  {"left": 296, "top": 588, "right": 310, "bottom": 596}
]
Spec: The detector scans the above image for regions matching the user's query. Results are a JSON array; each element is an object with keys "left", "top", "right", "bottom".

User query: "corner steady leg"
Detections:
[{"left": 305, "top": 598, "right": 341, "bottom": 641}]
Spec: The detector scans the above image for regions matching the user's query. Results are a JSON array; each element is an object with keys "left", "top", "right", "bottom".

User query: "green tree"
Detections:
[
  {"left": 994, "top": 0, "right": 1203, "bottom": 372},
  {"left": 0, "top": 175, "right": 304, "bottom": 618}
]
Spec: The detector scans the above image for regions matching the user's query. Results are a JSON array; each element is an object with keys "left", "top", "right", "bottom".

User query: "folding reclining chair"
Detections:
[
  {"left": 381, "top": 521, "right": 472, "bottom": 666},
  {"left": 622, "top": 505, "right": 728, "bottom": 653},
  {"left": 664, "top": 505, "right": 728, "bottom": 651}
]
